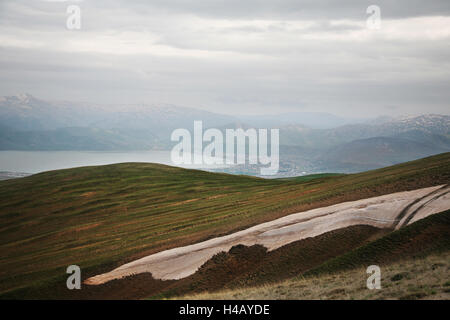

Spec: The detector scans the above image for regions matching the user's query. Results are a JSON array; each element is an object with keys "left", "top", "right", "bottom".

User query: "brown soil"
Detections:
[
  {"left": 164, "top": 225, "right": 388, "bottom": 297},
  {"left": 55, "top": 225, "right": 387, "bottom": 299},
  {"left": 16, "top": 210, "right": 449, "bottom": 300}
]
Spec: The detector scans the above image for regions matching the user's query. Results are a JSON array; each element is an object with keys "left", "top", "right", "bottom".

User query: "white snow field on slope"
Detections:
[{"left": 85, "top": 185, "right": 450, "bottom": 285}]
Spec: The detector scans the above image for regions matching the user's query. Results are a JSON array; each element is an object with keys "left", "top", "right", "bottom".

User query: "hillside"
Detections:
[
  {"left": 182, "top": 252, "right": 450, "bottom": 300},
  {"left": 83, "top": 184, "right": 448, "bottom": 285},
  {"left": 306, "top": 209, "right": 450, "bottom": 277},
  {"left": 0, "top": 153, "right": 449, "bottom": 298},
  {"left": 181, "top": 210, "right": 450, "bottom": 300}
]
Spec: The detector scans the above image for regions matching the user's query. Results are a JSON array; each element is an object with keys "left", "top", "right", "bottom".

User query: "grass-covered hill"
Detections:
[
  {"left": 181, "top": 209, "right": 450, "bottom": 300},
  {"left": 0, "top": 152, "right": 449, "bottom": 298}
]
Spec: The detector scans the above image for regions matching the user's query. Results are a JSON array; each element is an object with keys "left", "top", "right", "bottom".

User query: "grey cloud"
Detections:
[
  {"left": 0, "top": 0, "right": 449, "bottom": 118},
  {"left": 120, "top": 0, "right": 450, "bottom": 19}
]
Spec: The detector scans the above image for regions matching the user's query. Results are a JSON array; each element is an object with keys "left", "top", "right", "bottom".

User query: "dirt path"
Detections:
[{"left": 85, "top": 185, "right": 450, "bottom": 285}]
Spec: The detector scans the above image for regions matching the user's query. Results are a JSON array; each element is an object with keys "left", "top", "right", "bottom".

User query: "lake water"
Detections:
[{"left": 0, "top": 150, "right": 227, "bottom": 174}]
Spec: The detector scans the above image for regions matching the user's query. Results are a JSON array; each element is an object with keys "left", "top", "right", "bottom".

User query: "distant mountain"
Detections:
[
  {"left": 239, "top": 112, "right": 366, "bottom": 129},
  {"left": 1, "top": 94, "right": 449, "bottom": 174},
  {"left": 279, "top": 114, "right": 450, "bottom": 149},
  {"left": 393, "top": 130, "right": 450, "bottom": 150},
  {"left": 0, "top": 93, "right": 237, "bottom": 130},
  {"left": 0, "top": 94, "right": 85, "bottom": 130},
  {"left": 277, "top": 115, "right": 450, "bottom": 173},
  {"left": 319, "top": 136, "right": 448, "bottom": 172},
  {"left": 0, "top": 94, "right": 238, "bottom": 150}
]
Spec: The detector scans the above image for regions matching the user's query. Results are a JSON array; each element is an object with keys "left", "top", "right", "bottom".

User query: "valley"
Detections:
[
  {"left": 1, "top": 94, "right": 449, "bottom": 175},
  {"left": 0, "top": 152, "right": 449, "bottom": 299}
]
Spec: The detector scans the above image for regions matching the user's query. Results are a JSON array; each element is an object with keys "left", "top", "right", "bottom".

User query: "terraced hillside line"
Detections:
[
  {"left": 1, "top": 153, "right": 449, "bottom": 297},
  {"left": 304, "top": 209, "right": 450, "bottom": 277},
  {"left": 393, "top": 184, "right": 448, "bottom": 229},
  {"left": 85, "top": 185, "right": 450, "bottom": 285},
  {"left": 398, "top": 187, "right": 450, "bottom": 229}
]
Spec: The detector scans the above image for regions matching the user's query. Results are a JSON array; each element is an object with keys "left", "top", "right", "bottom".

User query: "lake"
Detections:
[{"left": 0, "top": 150, "right": 228, "bottom": 174}]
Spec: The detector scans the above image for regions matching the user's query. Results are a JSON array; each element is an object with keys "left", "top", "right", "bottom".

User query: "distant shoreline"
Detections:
[{"left": 0, "top": 171, "right": 31, "bottom": 180}]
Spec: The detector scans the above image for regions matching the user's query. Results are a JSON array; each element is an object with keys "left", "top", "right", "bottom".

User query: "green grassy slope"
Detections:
[
  {"left": 157, "top": 210, "right": 449, "bottom": 300},
  {"left": 181, "top": 252, "right": 450, "bottom": 300},
  {"left": 305, "top": 209, "right": 450, "bottom": 277},
  {"left": 179, "top": 210, "right": 450, "bottom": 300},
  {"left": 0, "top": 152, "right": 449, "bottom": 297}
]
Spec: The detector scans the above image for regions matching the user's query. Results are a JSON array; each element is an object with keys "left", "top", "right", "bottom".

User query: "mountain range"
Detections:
[{"left": 0, "top": 94, "right": 449, "bottom": 174}]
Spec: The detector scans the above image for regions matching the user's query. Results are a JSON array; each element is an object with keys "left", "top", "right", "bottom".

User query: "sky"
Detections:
[{"left": 0, "top": 0, "right": 449, "bottom": 117}]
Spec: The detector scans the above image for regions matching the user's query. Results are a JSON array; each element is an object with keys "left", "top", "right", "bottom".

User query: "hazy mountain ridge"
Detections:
[
  {"left": 1, "top": 94, "right": 449, "bottom": 174},
  {"left": 319, "top": 136, "right": 448, "bottom": 172},
  {"left": 238, "top": 112, "right": 366, "bottom": 129},
  {"left": 0, "top": 94, "right": 238, "bottom": 132},
  {"left": 280, "top": 114, "right": 450, "bottom": 149},
  {"left": 0, "top": 94, "right": 238, "bottom": 150}
]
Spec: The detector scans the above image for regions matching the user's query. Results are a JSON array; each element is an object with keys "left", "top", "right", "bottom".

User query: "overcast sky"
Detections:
[{"left": 0, "top": 0, "right": 449, "bottom": 117}]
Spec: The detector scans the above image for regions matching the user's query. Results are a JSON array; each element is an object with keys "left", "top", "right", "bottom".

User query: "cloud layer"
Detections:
[{"left": 0, "top": 0, "right": 449, "bottom": 117}]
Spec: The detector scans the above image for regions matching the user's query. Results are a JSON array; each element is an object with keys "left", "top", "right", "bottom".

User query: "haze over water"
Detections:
[{"left": 0, "top": 150, "right": 174, "bottom": 173}]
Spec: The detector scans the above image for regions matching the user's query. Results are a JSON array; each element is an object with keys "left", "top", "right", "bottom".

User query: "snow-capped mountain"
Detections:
[
  {"left": 0, "top": 94, "right": 239, "bottom": 150},
  {"left": 0, "top": 94, "right": 448, "bottom": 173},
  {"left": 0, "top": 94, "right": 237, "bottom": 132},
  {"left": 380, "top": 114, "right": 450, "bottom": 135}
]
